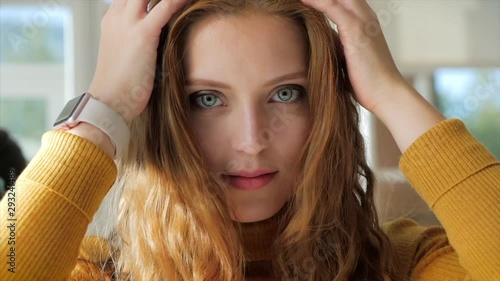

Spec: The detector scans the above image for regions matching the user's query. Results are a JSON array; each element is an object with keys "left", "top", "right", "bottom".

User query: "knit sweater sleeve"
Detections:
[
  {"left": 0, "top": 131, "right": 117, "bottom": 281},
  {"left": 393, "top": 118, "right": 500, "bottom": 280}
]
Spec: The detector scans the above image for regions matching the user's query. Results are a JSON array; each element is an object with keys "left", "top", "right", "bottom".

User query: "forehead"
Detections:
[{"left": 184, "top": 13, "right": 308, "bottom": 79}]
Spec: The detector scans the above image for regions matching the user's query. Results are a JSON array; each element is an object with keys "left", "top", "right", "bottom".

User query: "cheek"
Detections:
[
  {"left": 189, "top": 114, "right": 228, "bottom": 169},
  {"left": 270, "top": 106, "right": 310, "bottom": 166},
  {"left": 273, "top": 103, "right": 310, "bottom": 140},
  {"left": 276, "top": 118, "right": 309, "bottom": 162}
]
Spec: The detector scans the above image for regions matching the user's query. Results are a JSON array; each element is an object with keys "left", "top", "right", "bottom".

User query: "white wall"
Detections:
[{"left": 368, "top": 0, "right": 500, "bottom": 69}]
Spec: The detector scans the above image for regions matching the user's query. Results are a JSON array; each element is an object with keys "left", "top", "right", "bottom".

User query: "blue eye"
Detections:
[
  {"left": 190, "top": 93, "right": 223, "bottom": 108},
  {"left": 271, "top": 85, "right": 304, "bottom": 103}
]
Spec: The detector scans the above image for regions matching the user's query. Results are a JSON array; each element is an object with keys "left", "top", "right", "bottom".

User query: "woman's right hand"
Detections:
[
  {"left": 69, "top": 0, "right": 187, "bottom": 158},
  {"left": 88, "top": 0, "right": 187, "bottom": 124}
]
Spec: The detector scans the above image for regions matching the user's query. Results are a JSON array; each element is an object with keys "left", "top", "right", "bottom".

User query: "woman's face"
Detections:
[{"left": 185, "top": 13, "right": 310, "bottom": 223}]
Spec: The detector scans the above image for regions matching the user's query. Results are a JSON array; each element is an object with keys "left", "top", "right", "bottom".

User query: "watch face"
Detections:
[{"left": 53, "top": 94, "right": 87, "bottom": 127}]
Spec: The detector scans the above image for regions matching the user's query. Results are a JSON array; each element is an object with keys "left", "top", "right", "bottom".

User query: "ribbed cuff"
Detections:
[
  {"left": 19, "top": 130, "right": 117, "bottom": 220},
  {"left": 399, "top": 118, "right": 498, "bottom": 208}
]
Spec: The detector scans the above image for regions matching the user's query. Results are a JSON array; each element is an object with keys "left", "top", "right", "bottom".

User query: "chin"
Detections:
[{"left": 230, "top": 200, "right": 287, "bottom": 223}]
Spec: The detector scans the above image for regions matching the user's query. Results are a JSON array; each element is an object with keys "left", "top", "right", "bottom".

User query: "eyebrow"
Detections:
[{"left": 185, "top": 71, "right": 308, "bottom": 89}]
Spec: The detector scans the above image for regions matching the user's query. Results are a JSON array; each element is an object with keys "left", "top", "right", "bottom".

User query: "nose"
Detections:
[{"left": 230, "top": 104, "right": 271, "bottom": 155}]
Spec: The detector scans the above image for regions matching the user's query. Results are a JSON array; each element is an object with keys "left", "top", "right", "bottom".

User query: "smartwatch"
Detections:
[{"left": 53, "top": 93, "right": 130, "bottom": 159}]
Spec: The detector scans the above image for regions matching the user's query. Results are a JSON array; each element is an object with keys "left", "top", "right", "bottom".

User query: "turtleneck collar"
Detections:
[{"left": 238, "top": 204, "right": 289, "bottom": 262}]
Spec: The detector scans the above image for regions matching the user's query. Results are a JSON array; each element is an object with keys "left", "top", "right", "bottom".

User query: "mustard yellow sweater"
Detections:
[{"left": 0, "top": 119, "right": 499, "bottom": 280}]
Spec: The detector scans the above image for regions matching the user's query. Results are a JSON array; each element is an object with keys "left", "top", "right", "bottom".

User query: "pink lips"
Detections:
[{"left": 223, "top": 170, "right": 278, "bottom": 190}]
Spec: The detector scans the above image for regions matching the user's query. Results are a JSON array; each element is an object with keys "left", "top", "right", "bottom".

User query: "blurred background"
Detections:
[{"left": 0, "top": 0, "right": 498, "bottom": 231}]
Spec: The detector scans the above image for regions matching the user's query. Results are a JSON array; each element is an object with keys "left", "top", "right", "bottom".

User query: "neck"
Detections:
[
  {"left": 238, "top": 204, "right": 289, "bottom": 262},
  {"left": 238, "top": 206, "right": 289, "bottom": 278}
]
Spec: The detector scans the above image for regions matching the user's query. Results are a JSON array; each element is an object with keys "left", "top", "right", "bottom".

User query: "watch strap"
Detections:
[{"left": 78, "top": 96, "right": 130, "bottom": 159}]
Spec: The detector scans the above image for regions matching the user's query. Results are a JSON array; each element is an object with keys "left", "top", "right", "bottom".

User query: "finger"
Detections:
[
  {"left": 300, "top": 0, "right": 376, "bottom": 25},
  {"left": 146, "top": 0, "right": 188, "bottom": 30},
  {"left": 301, "top": 0, "right": 386, "bottom": 59},
  {"left": 126, "top": 0, "right": 151, "bottom": 18},
  {"left": 300, "top": 0, "right": 357, "bottom": 28}
]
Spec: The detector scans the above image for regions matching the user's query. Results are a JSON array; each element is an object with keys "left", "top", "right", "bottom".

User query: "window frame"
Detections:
[{"left": 0, "top": 0, "right": 109, "bottom": 160}]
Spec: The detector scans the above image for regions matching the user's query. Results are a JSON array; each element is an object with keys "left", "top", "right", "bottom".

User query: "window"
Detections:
[
  {"left": 0, "top": 4, "right": 72, "bottom": 160},
  {"left": 0, "top": 6, "right": 67, "bottom": 63},
  {"left": 434, "top": 67, "right": 500, "bottom": 159}
]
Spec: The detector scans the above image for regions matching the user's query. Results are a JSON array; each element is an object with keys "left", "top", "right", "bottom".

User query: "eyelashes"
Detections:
[
  {"left": 189, "top": 84, "right": 306, "bottom": 109},
  {"left": 270, "top": 85, "right": 304, "bottom": 103},
  {"left": 190, "top": 93, "right": 223, "bottom": 108}
]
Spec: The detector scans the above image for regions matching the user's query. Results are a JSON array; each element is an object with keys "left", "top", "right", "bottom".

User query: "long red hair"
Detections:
[{"left": 112, "top": 0, "right": 401, "bottom": 280}]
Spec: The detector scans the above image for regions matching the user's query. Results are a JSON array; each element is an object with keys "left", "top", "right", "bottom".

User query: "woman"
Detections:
[{"left": 0, "top": 0, "right": 498, "bottom": 280}]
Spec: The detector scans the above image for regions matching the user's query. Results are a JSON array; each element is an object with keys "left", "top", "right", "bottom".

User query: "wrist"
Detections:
[
  {"left": 87, "top": 86, "right": 135, "bottom": 125},
  {"left": 367, "top": 75, "right": 410, "bottom": 115},
  {"left": 370, "top": 80, "right": 446, "bottom": 153},
  {"left": 66, "top": 123, "right": 115, "bottom": 159},
  {"left": 54, "top": 93, "right": 131, "bottom": 159},
  {"left": 370, "top": 79, "right": 416, "bottom": 120}
]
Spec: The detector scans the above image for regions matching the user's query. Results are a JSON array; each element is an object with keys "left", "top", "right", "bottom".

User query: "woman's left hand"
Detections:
[
  {"left": 300, "top": 0, "right": 445, "bottom": 153},
  {"left": 300, "top": 0, "right": 405, "bottom": 113}
]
